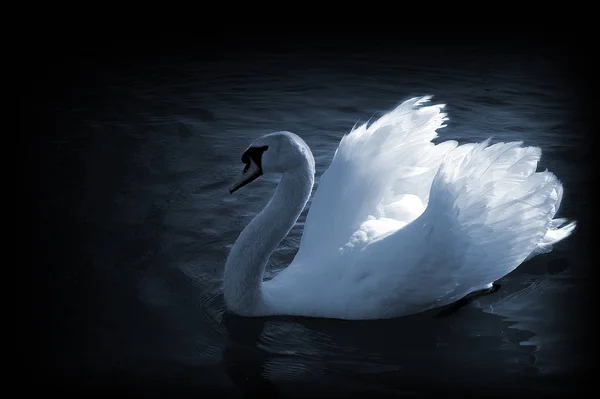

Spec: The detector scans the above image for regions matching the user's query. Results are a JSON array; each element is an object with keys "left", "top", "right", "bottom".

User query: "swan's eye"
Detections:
[{"left": 243, "top": 164, "right": 249, "bottom": 173}]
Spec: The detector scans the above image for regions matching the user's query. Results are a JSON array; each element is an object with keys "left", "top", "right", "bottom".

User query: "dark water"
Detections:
[{"left": 36, "top": 41, "right": 592, "bottom": 396}]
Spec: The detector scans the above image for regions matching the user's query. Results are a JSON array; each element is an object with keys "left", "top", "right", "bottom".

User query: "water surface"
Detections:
[{"left": 39, "top": 47, "right": 591, "bottom": 396}]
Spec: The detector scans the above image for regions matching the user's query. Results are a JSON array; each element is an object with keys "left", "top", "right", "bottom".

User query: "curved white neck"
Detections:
[{"left": 223, "top": 166, "right": 314, "bottom": 316}]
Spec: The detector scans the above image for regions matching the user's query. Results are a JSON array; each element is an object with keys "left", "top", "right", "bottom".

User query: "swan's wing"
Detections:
[
  {"left": 297, "top": 96, "right": 457, "bottom": 260},
  {"left": 355, "top": 140, "right": 575, "bottom": 308}
]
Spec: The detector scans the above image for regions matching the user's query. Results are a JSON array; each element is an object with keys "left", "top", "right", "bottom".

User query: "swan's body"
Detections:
[{"left": 223, "top": 96, "right": 576, "bottom": 320}]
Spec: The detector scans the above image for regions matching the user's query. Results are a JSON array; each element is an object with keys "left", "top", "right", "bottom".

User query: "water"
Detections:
[{"left": 37, "top": 43, "right": 592, "bottom": 396}]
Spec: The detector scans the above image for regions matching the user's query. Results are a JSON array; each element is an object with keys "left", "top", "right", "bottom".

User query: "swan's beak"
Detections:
[{"left": 229, "top": 158, "right": 262, "bottom": 194}]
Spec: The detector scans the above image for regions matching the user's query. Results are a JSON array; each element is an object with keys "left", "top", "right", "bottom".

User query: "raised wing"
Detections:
[{"left": 296, "top": 96, "right": 455, "bottom": 261}]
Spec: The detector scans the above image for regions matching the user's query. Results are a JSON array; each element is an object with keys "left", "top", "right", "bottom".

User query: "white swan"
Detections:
[{"left": 223, "top": 96, "right": 576, "bottom": 320}]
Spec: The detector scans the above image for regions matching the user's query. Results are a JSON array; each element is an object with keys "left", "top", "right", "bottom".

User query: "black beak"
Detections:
[{"left": 229, "top": 158, "right": 262, "bottom": 194}]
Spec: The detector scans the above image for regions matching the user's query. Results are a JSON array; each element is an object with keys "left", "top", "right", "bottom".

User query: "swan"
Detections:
[{"left": 223, "top": 96, "right": 576, "bottom": 320}]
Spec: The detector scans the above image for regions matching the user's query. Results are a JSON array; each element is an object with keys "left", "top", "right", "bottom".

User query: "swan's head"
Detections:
[{"left": 229, "top": 131, "right": 314, "bottom": 194}]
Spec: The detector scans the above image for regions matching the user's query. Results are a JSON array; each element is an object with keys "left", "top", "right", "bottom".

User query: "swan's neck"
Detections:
[{"left": 223, "top": 166, "right": 314, "bottom": 315}]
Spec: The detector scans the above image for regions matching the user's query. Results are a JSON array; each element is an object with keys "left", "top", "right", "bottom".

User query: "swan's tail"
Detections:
[
  {"left": 426, "top": 140, "right": 576, "bottom": 291},
  {"left": 525, "top": 217, "right": 577, "bottom": 260}
]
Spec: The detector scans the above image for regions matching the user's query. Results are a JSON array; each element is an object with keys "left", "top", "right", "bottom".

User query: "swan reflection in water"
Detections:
[{"left": 219, "top": 286, "right": 545, "bottom": 397}]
